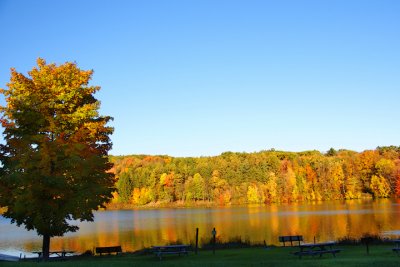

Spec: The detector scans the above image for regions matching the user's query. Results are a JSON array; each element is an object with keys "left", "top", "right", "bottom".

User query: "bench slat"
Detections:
[
  {"left": 294, "top": 249, "right": 341, "bottom": 258},
  {"left": 156, "top": 251, "right": 188, "bottom": 255},
  {"left": 152, "top": 245, "right": 190, "bottom": 260},
  {"left": 279, "top": 235, "right": 303, "bottom": 247}
]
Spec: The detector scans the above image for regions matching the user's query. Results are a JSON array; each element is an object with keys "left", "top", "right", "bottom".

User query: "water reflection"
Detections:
[{"left": 1, "top": 199, "right": 400, "bottom": 255}]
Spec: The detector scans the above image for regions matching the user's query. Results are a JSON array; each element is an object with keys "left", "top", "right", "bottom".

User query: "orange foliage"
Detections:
[
  {"left": 305, "top": 164, "right": 317, "bottom": 184},
  {"left": 395, "top": 174, "right": 400, "bottom": 198}
]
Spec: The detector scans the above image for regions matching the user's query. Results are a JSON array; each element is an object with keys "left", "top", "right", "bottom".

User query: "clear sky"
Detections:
[{"left": 0, "top": 0, "right": 399, "bottom": 157}]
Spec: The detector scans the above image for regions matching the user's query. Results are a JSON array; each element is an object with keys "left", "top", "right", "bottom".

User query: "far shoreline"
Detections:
[{"left": 104, "top": 196, "right": 389, "bottom": 211}]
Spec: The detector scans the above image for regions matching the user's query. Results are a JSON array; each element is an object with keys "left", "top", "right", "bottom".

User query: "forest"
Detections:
[{"left": 110, "top": 146, "right": 400, "bottom": 206}]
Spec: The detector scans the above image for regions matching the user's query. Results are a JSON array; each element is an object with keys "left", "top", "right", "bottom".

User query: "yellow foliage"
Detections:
[
  {"left": 247, "top": 185, "right": 260, "bottom": 204},
  {"left": 370, "top": 175, "right": 391, "bottom": 198},
  {"left": 111, "top": 191, "right": 119, "bottom": 204},
  {"left": 131, "top": 187, "right": 154, "bottom": 205}
]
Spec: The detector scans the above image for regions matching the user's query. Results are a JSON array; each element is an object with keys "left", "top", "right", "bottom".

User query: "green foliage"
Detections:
[
  {"left": 326, "top": 147, "right": 338, "bottom": 157},
  {"left": 0, "top": 58, "right": 115, "bottom": 258},
  {"left": 116, "top": 172, "right": 134, "bottom": 203}
]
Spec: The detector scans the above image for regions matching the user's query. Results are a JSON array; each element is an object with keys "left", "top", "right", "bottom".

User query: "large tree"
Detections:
[{"left": 0, "top": 59, "right": 115, "bottom": 259}]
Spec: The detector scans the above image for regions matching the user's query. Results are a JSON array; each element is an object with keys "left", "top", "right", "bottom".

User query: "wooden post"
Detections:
[
  {"left": 212, "top": 228, "right": 217, "bottom": 255},
  {"left": 361, "top": 237, "right": 371, "bottom": 255},
  {"left": 195, "top": 228, "right": 199, "bottom": 255},
  {"left": 313, "top": 236, "right": 316, "bottom": 244}
]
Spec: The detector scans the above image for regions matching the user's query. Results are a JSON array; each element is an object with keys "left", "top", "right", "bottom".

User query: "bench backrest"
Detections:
[
  {"left": 279, "top": 235, "right": 303, "bottom": 242},
  {"left": 279, "top": 235, "right": 303, "bottom": 247}
]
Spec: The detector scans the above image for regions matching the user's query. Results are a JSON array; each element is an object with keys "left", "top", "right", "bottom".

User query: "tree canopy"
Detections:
[
  {"left": 111, "top": 147, "right": 400, "bottom": 207},
  {"left": 0, "top": 58, "right": 115, "bottom": 259}
]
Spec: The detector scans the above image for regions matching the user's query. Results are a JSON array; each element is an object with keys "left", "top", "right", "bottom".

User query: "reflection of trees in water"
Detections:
[{"left": 13, "top": 200, "right": 400, "bottom": 253}]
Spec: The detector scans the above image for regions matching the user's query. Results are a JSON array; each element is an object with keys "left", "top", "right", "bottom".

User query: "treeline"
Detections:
[{"left": 110, "top": 146, "right": 400, "bottom": 206}]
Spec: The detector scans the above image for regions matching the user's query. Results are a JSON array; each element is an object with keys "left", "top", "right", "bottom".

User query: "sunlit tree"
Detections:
[
  {"left": 247, "top": 184, "right": 260, "bottom": 204},
  {"left": 370, "top": 175, "right": 391, "bottom": 198},
  {"left": 0, "top": 59, "right": 114, "bottom": 259}
]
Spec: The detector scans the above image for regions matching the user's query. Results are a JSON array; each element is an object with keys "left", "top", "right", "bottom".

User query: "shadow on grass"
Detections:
[{"left": 337, "top": 233, "right": 392, "bottom": 245}]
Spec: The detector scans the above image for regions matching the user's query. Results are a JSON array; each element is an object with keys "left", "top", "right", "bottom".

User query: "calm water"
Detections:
[{"left": 1, "top": 199, "right": 400, "bottom": 256}]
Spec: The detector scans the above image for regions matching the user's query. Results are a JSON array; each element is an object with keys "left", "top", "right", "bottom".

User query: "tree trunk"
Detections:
[{"left": 42, "top": 234, "right": 51, "bottom": 260}]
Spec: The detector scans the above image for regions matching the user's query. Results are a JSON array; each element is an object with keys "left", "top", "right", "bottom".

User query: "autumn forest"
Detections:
[{"left": 110, "top": 146, "right": 400, "bottom": 207}]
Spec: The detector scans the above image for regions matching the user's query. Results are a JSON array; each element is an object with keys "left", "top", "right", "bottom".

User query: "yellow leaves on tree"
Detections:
[
  {"left": 370, "top": 175, "right": 391, "bottom": 198},
  {"left": 0, "top": 58, "right": 114, "bottom": 259}
]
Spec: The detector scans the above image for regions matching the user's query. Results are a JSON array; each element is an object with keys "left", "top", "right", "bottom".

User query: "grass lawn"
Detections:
[{"left": 1, "top": 245, "right": 399, "bottom": 267}]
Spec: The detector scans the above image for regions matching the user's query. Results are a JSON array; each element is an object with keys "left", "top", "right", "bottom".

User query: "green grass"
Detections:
[{"left": 1, "top": 245, "right": 399, "bottom": 267}]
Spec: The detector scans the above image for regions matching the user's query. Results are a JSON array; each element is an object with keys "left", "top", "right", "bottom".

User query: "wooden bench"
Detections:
[
  {"left": 279, "top": 235, "right": 303, "bottom": 247},
  {"left": 95, "top": 246, "right": 122, "bottom": 256},
  {"left": 152, "top": 245, "right": 190, "bottom": 260}
]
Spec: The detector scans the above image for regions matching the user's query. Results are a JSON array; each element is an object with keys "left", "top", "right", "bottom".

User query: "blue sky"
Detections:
[{"left": 0, "top": 0, "right": 399, "bottom": 157}]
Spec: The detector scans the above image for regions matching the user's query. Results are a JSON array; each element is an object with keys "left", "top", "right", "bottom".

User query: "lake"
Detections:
[{"left": 1, "top": 199, "right": 400, "bottom": 257}]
